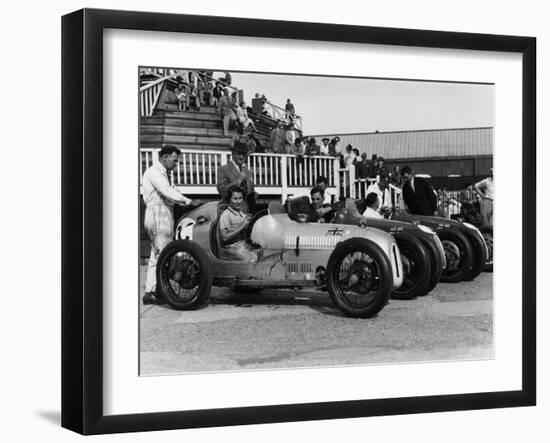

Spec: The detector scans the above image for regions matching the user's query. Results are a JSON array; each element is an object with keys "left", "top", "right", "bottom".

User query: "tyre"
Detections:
[
  {"left": 326, "top": 238, "right": 393, "bottom": 318},
  {"left": 461, "top": 228, "right": 488, "bottom": 281},
  {"left": 391, "top": 232, "right": 431, "bottom": 300},
  {"left": 438, "top": 230, "right": 474, "bottom": 283},
  {"left": 156, "top": 239, "right": 213, "bottom": 310},
  {"left": 415, "top": 235, "right": 444, "bottom": 296},
  {"left": 480, "top": 226, "right": 493, "bottom": 272}
]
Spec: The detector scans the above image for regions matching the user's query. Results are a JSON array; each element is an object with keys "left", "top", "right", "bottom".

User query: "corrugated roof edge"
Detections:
[{"left": 309, "top": 126, "right": 494, "bottom": 138}]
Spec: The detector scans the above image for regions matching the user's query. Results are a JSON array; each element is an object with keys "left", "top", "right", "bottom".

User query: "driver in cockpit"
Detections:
[{"left": 218, "top": 185, "right": 259, "bottom": 263}]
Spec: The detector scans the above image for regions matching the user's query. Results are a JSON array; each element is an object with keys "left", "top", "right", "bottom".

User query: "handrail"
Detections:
[
  {"left": 139, "top": 75, "right": 174, "bottom": 92},
  {"left": 140, "top": 75, "right": 174, "bottom": 117}
]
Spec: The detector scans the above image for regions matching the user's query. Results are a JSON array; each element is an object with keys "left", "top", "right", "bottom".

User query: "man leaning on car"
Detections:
[{"left": 142, "top": 145, "right": 198, "bottom": 305}]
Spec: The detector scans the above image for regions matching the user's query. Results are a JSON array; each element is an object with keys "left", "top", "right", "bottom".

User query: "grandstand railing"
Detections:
[
  {"left": 139, "top": 68, "right": 303, "bottom": 130},
  {"left": 139, "top": 76, "right": 171, "bottom": 117},
  {"left": 140, "top": 148, "right": 353, "bottom": 202}
]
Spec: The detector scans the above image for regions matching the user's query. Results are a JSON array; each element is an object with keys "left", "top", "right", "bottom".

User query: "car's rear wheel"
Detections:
[
  {"left": 326, "top": 238, "right": 393, "bottom": 318},
  {"left": 461, "top": 228, "right": 488, "bottom": 281},
  {"left": 392, "top": 232, "right": 431, "bottom": 300},
  {"left": 438, "top": 230, "right": 474, "bottom": 283},
  {"left": 480, "top": 226, "right": 493, "bottom": 272},
  {"left": 156, "top": 240, "right": 213, "bottom": 310}
]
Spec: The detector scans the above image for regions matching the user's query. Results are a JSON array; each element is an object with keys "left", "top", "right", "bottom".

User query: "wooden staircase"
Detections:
[{"left": 140, "top": 107, "right": 274, "bottom": 152}]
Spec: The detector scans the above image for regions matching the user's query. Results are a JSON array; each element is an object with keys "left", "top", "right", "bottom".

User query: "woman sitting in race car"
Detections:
[{"left": 218, "top": 185, "right": 259, "bottom": 263}]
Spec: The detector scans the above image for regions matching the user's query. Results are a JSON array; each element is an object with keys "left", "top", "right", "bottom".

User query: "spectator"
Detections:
[
  {"left": 338, "top": 152, "right": 345, "bottom": 169},
  {"left": 219, "top": 88, "right": 238, "bottom": 136},
  {"left": 362, "top": 192, "right": 384, "bottom": 219},
  {"left": 270, "top": 120, "right": 286, "bottom": 153},
  {"left": 366, "top": 174, "right": 391, "bottom": 214},
  {"left": 260, "top": 94, "right": 269, "bottom": 117},
  {"left": 368, "top": 154, "right": 378, "bottom": 179},
  {"left": 390, "top": 165, "right": 403, "bottom": 187},
  {"left": 375, "top": 156, "right": 389, "bottom": 177},
  {"left": 284, "top": 123, "right": 296, "bottom": 154},
  {"left": 474, "top": 166, "right": 494, "bottom": 226},
  {"left": 401, "top": 166, "right": 437, "bottom": 216},
  {"left": 285, "top": 98, "right": 296, "bottom": 121},
  {"left": 320, "top": 137, "right": 330, "bottom": 155},
  {"left": 251, "top": 93, "right": 264, "bottom": 114},
  {"left": 201, "top": 82, "right": 214, "bottom": 107},
  {"left": 343, "top": 144, "right": 355, "bottom": 168},
  {"left": 218, "top": 185, "right": 259, "bottom": 263},
  {"left": 174, "top": 81, "right": 188, "bottom": 111},
  {"left": 246, "top": 128, "right": 265, "bottom": 153},
  {"left": 292, "top": 137, "right": 307, "bottom": 163},
  {"left": 236, "top": 101, "right": 257, "bottom": 132},
  {"left": 212, "top": 82, "right": 223, "bottom": 107},
  {"left": 329, "top": 136, "right": 341, "bottom": 156},
  {"left": 355, "top": 152, "right": 370, "bottom": 198},
  {"left": 355, "top": 152, "right": 370, "bottom": 179},
  {"left": 352, "top": 148, "right": 360, "bottom": 163},
  {"left": 305, "top": 137, "right": 320, "bottom": 156},
  {"left": 218, "top": 71, "right": 232, "bottom": 86},
  {"left": 316, "top": 175, "right": 334, "bottom": 205}
]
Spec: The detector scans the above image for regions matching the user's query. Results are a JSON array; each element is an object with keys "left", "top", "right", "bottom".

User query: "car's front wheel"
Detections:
[
  {"left": 326, "top": 238, "right": 393, "bottom": 318},
  {"left": 156, "top": 239, "right": 213, "bottom": 310}
]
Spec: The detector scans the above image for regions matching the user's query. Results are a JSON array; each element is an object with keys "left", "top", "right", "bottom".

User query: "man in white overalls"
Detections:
[{"left": 142, "top": 145, "right": 195, "bottom": 305}]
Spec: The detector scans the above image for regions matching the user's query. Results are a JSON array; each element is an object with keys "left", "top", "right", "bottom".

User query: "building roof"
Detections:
[{"left": 310, "top": 127, "right": 493, "bottom": 159}]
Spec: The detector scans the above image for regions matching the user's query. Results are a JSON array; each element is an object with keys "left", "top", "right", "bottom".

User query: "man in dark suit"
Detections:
[
  {"left": 216, "top": 141, "right": 257, "bottom": 213},
  {"left": 400, "top": 166, "right": 437, "bottom": 216}
]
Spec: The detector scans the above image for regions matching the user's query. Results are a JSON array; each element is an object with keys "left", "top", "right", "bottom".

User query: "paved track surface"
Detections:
[{"left": 140, "top": 266, "right": 493, "bottom": 375}]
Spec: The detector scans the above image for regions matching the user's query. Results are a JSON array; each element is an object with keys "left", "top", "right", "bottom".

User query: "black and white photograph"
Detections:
[{"left": 138, "top": 66, "right": 494, "bottom": 375}]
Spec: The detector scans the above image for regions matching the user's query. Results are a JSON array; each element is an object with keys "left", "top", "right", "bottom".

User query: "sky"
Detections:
[{"left": 229, "top": 71, "right": 494, "bottom": 136}]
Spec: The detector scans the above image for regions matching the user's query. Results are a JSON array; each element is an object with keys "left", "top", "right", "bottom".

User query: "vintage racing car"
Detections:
[
  {"left": 156, "top": 201, "right": 404, "bottom": 318},
  {"left": 331, "top": 199, "right": 446, "bottom": 300},
  {"left": 391, "top": 210, "right": 488, "bottom": 283}
]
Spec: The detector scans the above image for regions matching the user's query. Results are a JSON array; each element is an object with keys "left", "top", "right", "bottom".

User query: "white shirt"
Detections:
[
  {"left": 142, "top": 162, "right": 191, "bottom": 207},
  {"left": 366, "top": 183, "right": 391, "bottom": 208},
  {"left": 362, "top": 206, "right": 383, "bottom": 219},
  {"left": 320, "top": 143, "right": 330, "bottom": 155},
  {"left": 476, "top": 177, "right": 494, "bottom": 200}
]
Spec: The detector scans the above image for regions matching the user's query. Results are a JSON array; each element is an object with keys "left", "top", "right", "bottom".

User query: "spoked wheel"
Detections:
[
  {"left": 480, "top": 226, "right": 493, "bottom": 272},
  {"left": 156, "top": 240, "right": 213, "bottom": 310},
  {"left": 438, "top": 230, "right": 474, "bottom": 283},
  {"left": 392, "top": 232, "right": 431, "bottom": 300},
  {"left": 327, "top": 238, "right": 393, "bottom": 318}
]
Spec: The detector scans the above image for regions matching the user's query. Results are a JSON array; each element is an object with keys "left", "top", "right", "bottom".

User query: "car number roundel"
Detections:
[{"left": 176, "top": 218, "right": 196, "bottom": 240}]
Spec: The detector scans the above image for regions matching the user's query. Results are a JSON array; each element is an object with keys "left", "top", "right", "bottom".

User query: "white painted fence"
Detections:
[{"left": 140, "top": 148, "right": 355, "bottom": 202}]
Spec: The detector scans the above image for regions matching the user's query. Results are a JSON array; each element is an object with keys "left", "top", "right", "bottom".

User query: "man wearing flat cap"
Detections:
[{"left": 216, "top": 141, "right": 257, "bottom": 213}]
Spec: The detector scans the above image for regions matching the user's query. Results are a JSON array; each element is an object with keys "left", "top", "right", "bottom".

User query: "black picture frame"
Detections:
[{"left": 62, "top": 8, "right": 536, "bottom": 435}]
